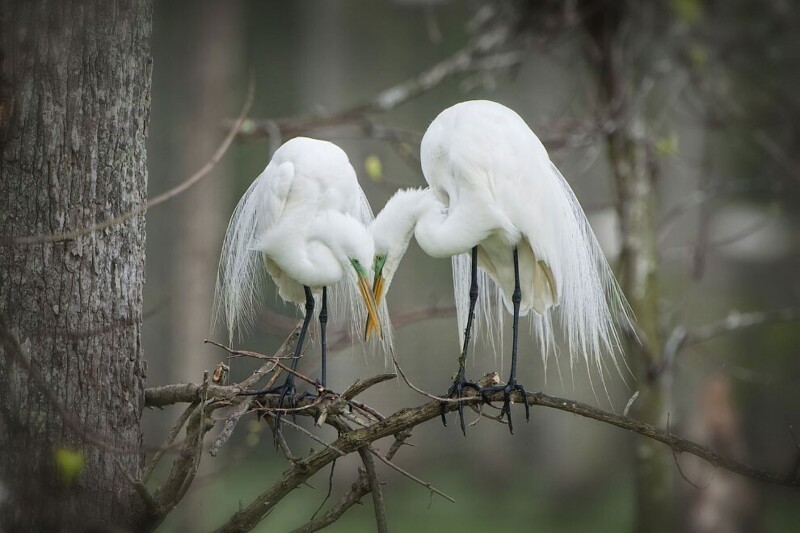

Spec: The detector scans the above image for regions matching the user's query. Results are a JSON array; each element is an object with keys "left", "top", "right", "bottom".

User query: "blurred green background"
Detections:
[{"left": 142, "top": 1, "right": 800, "bottom": 531}]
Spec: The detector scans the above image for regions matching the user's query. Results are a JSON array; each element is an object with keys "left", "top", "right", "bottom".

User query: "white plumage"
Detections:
[
  {"left": 370, "top": 100, "right": 632, "bottom": 401},
  {"left": 213, "top": 136, "right": 387, "bottom": 360}
]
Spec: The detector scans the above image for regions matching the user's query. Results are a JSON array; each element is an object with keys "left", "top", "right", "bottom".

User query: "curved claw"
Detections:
[
  {"left": 482, "top": 381, "right": 529, "bottom": 435},
  {"left": 440, "top": 378, "right": 481, "bottom": 436},
  {"left": 271, "top": 377, "right": 297, "bottom": 434}
]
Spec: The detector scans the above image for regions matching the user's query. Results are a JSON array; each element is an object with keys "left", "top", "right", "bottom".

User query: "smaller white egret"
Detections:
[
  {"left": 368, "top": 100, "right": 632, "bottom": 434},
  {"left": 213, "top": 137, "right": 382, "bottom": 426}
]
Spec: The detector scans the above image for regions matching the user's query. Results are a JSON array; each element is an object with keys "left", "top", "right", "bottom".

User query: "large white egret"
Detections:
[
  {"left": 368, "top": 100, "right": 631, "bottom": 434},
  {"left": 214, "top": 137, "right": 383, "bottom": 424}
]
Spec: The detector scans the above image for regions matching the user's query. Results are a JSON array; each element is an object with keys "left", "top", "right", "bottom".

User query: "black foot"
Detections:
[
  {"left": 440, "top": 376, "right": 481, "bottom": 436},
  {"left": 296, "top": 380, "right": 330, "bottom": 402},
  {"left": 481, "top": 381, "right": 530, "bottom": 434},
  {"left": 239, "top": 377, "right": 296, "bottom": 431}
]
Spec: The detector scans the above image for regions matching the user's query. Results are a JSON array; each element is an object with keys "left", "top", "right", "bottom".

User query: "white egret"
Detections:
[
  {"left": 367, "top": 100, "right": 631, "bottom": 434},
  {"left": 213, "top": 137, "right": 383, "bottom": 424}
]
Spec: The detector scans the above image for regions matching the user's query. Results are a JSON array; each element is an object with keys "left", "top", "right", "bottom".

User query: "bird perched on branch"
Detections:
[
  {"left": 213, "top": 137, "right": 384, "bottom": 425},
  {"left": 368, "top": 100, "right": 632, "bottom": 434}
]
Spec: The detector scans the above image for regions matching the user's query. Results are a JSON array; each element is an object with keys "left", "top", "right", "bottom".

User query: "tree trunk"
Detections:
[
  {"left": 0, "top": 1, "right": 152, "bottom": 531},
  {"left": 579, "top": 2, "right": 674, "bottom": 531}
]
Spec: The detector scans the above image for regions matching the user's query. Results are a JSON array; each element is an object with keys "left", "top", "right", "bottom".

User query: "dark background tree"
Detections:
[{"left": 0, "top": 0, "right": 152, "bottom": 530}]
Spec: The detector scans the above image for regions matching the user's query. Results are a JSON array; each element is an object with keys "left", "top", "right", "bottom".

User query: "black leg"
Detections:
[
  {"left": 441, "top": 246, "right": 481, "bottom": 435},
  {"left": 482, "top": 247, "right": 529, "bottom": 434},
  {"left": 319, "top": 286, "right": 328, "bottom": 390},
  {"left": 239, "top": 286, "right": 315, "bottom": 435}
]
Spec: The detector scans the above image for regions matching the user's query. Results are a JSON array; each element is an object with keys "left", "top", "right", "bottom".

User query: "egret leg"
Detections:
[
  {"left": 319, "top": 286, "right": 328, "bottom": 390},
  {"left": 482, "top": 247, "right": 529, "bottom": 434},
  {"left": 240, "top": 286, "right": 315, "bottom": 434},
  {"left": 441, "top": 246, "right": 481, "bottom": 435}
]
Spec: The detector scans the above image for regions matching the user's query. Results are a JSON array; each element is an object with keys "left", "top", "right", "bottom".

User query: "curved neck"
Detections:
[
  {"left": 415, "top": 196, "right": 506, "bottom": 258},
  {"left": 370, "top": 188, "right": 436, "bottom": 263}
]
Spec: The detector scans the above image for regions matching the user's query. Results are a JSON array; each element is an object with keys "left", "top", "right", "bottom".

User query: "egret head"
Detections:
[
  {"left": 317, "top": 213, "right": 382, "bottom": 338},
  {"left": 365, "top": 188, "right": 436, "bottom": 340}
]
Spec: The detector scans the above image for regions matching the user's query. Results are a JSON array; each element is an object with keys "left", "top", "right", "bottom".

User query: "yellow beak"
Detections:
[
  {"left": 357, "top": 273, "right": 382, "bottom": 340},
  {"left": 364, "top": 272, "right": 385, "bottom": 341}
]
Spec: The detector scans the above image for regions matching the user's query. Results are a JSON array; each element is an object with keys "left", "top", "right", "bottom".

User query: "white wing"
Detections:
[
  {"left": 213, "top": 159, "right": 296, "bottom": 343},
  {"left": 214, "top": 136, "right": 393, "bottom": 354},
  {"left": 428, "top": 101, "right": 631, "bottom": 381}
]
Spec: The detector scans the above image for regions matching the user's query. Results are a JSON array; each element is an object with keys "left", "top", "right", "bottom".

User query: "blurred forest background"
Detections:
[{"left": 142, "top": 1, "right": 800, "bottom": 531}]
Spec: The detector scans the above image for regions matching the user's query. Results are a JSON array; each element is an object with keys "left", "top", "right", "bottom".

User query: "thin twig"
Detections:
[
  {"left": 390, "top": 348, "right": 494, "bottom": 404},
  {"left": 233, "top": 22, "right": 519, "bottom": 143},
  {"left": 205, "top": 338, "right": 320, "bottom": 389},
  {"left": 687, "top": 308, "right": 800, "bottom": 346},
  {"left": 262, "top": 412, "right": 345, "bottom": 457},
  {"left": 310, "top": 460, "right": 338, "bottom": 521},
  {"left": 116, "top": 460, "right": 161, "bottom": 519},
  {"left": 667, "top": 414, "right": 716, "bottom": 490},
  {"left": 347, "top": 399, "right": 386, "bottom": 422},
  {"left": 290, "top": 475, "right": 371, "bottom": 533},
  {"left": 341, "top": 374, "right": 398, "bottom": 401},
  {"left": 6, "top": 77, "right": 255, "bottom": 246},
  {"left": 265, "top": 415, "right": 298, "bottom": 463},
  {"left": 217, "top": 380, "right": 800, "bottom": 532},
  {"left": 367, "top": 446, "right": 455, "bottom": 504},
  {"left": 208, "top": 326, "right": 301, "bottom": 456},
  {"left": 359, "top": 448, "right": 389, "bottom": 533},
  {"left": 386, "top": 430, "right": 413, "bottom": 461},
  {"left": 144, "top": 402, "right": 199, "bottom": 483}
]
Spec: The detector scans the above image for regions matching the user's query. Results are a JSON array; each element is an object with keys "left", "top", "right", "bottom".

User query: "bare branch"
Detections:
[
  {"left": 208, "top": 326, "right": 301, "bottom": 456},
  {"left": 206, "top": 338, "right": 321, "bottom": 390},
  {"left": 687, "top": 308, "right": 800, "bottom": 346},
  {"left": 290, "top": 475, "right": 370, "bottom": 533},
  {"left": 141, "top": 373, "right": 217, "bottom": 530},
  {"left": 358, "top": 448, "right": 388, "bottom": 533},
  {"left": 144, "top": 402, "right": 199, "bottom": 483},
  {"left": 368, "top": 446, "right": 455, "bottom": 504},
  {"left": 233, "top": 16, "right": 520, "bottom": 144},
  {"left": 215, "top": 378, "right": 800, "bottom": 532}
]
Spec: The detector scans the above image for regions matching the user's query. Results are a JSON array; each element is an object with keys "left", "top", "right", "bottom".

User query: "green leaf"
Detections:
[
  {"left": 54, "top": 447, "right": 84, "bottom": 484},
  {"left": 671, "top": 0, "right": 703, "bottom": 24},
  {"left": 364, "top": 154, "right": 383, "bottom": 182},
  {"left": 689, "top": 44, "right": 708, "bottom": 68},
  {"left": 655, "top": 133, "right": 679, "bottom": 157}
]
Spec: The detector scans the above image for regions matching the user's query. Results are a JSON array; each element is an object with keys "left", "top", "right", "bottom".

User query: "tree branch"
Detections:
[
  {"left": 232, "top": 10, "right": 520, "bottom": 144},
  {"left": 358, "top": 448, "right": 388, "bottom": 533},
  {"left": 215, "top": 375, "right": 800, "bottom": 532}
]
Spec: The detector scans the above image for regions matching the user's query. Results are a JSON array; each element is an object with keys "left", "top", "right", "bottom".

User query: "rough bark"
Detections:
[{"left": 0, "top": 1, "right": 152, "bottom": 530}]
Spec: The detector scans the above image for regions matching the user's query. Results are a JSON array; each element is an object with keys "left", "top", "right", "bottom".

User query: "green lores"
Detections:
[
  {"left": 350, "top": 257, "right": 369, "bottom": 278},
  {"left": 373, "top": 253, "right": 386, "bottom": 277},
  {"left": 364, "top": 253, "right": 387, "bottom": 341}
]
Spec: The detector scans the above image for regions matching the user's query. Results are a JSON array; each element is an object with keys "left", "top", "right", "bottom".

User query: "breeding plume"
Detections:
[
  {"left": 368, "top": 100, "right": 631, "bottom": 433},
  {"left": 214, "top": 137, "right": 383, "bottom": 423}
]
